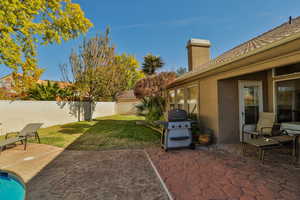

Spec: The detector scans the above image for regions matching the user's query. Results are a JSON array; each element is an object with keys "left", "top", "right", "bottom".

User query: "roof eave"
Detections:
[{"left": 168, "top": 31, "right": 300, "bottom": 88}]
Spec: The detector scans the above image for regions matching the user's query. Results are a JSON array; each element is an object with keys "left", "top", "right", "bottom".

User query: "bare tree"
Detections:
[{"left": 61, "top": 28, "right": 115, "bottom": 121}]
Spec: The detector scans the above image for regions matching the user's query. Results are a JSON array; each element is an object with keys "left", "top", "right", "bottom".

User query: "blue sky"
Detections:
[{"left": 1, "top": 0, "right": 300, "bottom": 80}]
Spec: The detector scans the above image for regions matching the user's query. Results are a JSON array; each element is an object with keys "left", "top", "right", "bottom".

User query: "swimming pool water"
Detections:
[{"left": 0, "top": 172, "right": 25, "bottom": 200}]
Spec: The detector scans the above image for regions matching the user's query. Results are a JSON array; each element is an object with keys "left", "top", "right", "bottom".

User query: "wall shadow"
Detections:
[
  {"left": 24, "top": 117, "right": 164, "bottom": 199},
  {"left": 56, "top": 101, "right": 96, "bottom": 121}
]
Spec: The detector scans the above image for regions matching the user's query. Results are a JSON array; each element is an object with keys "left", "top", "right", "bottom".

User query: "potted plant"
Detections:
[
  {"left": 193, "top": 127, "right": 213, "bottom": 145},
  {"left": 198, "top": 132, "right": 213, "bottom": 145}
]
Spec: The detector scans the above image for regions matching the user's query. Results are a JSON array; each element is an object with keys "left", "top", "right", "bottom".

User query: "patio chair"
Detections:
[
  {"left": 0, "top": 123, "right": 43, "bottom": 152},
  {"left": 242, "top": 112, "right": 276, "bottom": 143}
]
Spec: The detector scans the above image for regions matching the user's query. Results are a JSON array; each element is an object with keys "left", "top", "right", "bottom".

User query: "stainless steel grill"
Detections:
[{"left": 159, "top": 109, "right": 195, "bottom": 151}]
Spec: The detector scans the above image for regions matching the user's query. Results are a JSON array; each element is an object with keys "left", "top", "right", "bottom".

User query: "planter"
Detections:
[{"left": 198, "top": 133, "right": 212, "bottom": 145}]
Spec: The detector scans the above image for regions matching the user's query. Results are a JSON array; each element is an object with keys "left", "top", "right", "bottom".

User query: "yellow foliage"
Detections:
[
  {"left": 0, "top": 0, "right": 93, "bottom": 92},
  {"left": 113, "top": 54, "right": 145, "bottom": 90}
]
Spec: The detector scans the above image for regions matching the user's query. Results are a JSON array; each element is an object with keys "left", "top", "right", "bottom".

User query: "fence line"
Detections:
[{"left": 0, "top": 100, "right": 116, "bottom": 134}]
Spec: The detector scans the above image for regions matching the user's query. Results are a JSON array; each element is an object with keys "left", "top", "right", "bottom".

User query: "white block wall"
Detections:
[
  {"left": 116, "top": 100, "right": 140, "bottom": 115},
  {"left": 0, "top": 100, "right": 116, "bottom": 134}
]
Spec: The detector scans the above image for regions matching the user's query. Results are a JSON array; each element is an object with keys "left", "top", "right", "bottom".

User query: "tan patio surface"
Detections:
[
  {"left": 0, "top": 143, "right": 63, "bottom": 182},
  {"left": 0, "top": 144, "right": 169, "bottom": 200}
]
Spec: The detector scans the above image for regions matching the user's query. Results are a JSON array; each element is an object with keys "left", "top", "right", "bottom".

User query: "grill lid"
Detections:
[{"left": 168, "top": 109, "right": 188, "bottom": 121}]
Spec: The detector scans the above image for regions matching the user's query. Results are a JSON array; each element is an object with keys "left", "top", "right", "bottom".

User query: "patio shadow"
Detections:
[{"left": 22, "top": 116, "right": 167, "bottom": 200}]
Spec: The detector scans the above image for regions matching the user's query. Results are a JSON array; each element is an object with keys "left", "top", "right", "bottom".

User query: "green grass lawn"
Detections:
[{"left": 28, "top": 115, "right": 161, "bottom": 150}]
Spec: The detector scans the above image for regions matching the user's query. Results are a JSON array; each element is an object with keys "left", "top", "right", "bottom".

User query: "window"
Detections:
[
  {"left": 243, "top": 86, "right": 260, "bottom": 124},
  {"left": 275, "top": 63, "right": 300, "bottom": 76},
  {"left": 176, "top": 88, "right": 185, "bottom": 110},
  {"left": 276, "top": 79, "right": 300, "bottom": 123},
  {"left": 168, "top": 90, "right": 175, "bottom": 110},
  {"left": 187, "top": 86, "right": 198, "bottom": 119}
]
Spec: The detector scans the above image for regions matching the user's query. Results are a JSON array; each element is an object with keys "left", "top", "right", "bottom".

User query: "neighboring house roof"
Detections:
[
  {"left": 0, "top": 73, "right": 20, "bottom": 91},
  {"left": 117, "top": 90, "right": 137, "bottom": 100},
  {"left": 0, "top": 73, "right": 70, "bottom": 89},
  {"left": 172, "top": 16, "right": 300, "bottom": 84}
]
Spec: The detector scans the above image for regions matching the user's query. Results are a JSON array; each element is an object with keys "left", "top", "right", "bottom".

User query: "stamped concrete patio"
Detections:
[
  {"left": 2, "top": 143, "right": 300, "bottom": 200},
  {"left": 0, "top": 144, "right": 169, "bottom": 200},
  {"left": 147, "top": 147, "right": 300, "bottom": 200}
]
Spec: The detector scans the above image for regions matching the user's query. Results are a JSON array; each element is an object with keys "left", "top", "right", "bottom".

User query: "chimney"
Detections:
[{"left": 187, "top": 38, "right": 211, "bottom": 71}]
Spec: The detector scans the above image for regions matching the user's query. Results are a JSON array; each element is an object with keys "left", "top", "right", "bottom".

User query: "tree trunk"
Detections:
[
  {"left": 77, "top": 102, "right": 81, "bottom": 122},
  {"left": 88, "top": 101, "right": 93, "bottom": 121}
]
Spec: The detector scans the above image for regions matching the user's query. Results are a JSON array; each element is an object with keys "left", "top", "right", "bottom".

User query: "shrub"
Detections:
[{"left": 136, "top": 96, "right": 166, "bottom": 122}]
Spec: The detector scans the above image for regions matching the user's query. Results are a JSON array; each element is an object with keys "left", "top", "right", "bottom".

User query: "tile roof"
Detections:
[{"left": 174, "top": 16, "right": 300, "bottom": 83}]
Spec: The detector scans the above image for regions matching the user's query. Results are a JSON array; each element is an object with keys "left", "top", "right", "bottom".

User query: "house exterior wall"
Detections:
[
  {"left": 217, "top": 71, "right": 270, "bottom": 144},
  {"left": 198, "top": 77, "right": 219, "bottom": 140},
  {"left": 167, "top": 39, "right": 300, "bottom": 144},
  {"left": 169, "top": 70, "right": 273, "bottom": 144}
]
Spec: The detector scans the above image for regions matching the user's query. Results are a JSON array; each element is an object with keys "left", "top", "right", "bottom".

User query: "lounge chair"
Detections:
[
  {"left": 0, "top": 123, "right": 43, "bottom": 152},
  {"left": 242, "top": 112, "right": 276, "bottom": 142}
]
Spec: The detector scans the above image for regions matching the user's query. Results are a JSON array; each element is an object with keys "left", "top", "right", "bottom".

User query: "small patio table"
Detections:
[{"left": 243, "top": 137, "right": 280, "bottom": 161}]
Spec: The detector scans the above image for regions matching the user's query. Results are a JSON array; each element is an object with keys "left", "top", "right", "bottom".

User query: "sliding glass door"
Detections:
[{"left": 276, "top": 79, "right": 300, "bottom": 123}]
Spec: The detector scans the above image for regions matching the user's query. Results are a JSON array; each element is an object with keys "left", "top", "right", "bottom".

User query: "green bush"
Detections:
[
  {"left": 27, "top": 81, "right": 73, "bottom": 101},
  {"left": 136, "top": 96, "right": 165, "bottom": 122}
]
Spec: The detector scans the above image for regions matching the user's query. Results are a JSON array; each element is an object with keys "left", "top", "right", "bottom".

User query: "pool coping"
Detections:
[{"left": 0, "top": 169, "right": 27, "bottom": 200}]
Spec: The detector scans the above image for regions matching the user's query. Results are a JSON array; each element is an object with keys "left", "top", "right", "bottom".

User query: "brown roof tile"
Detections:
[{"left": 174, "top": 16, "right": 300, "bottom": 83}]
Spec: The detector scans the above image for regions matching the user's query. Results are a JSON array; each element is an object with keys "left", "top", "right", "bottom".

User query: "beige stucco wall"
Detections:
[
  {"left": 198, "top": 77, "right": 219, "bottom": 140},
  {"left": 188, "top": 45, "right": 210, "bottom": 71},
  {"left": 168, "top": 39, "right": 300, "bottom": 144},
  {"left": 116, "top": 100, "right": 140, "bottom": 115},
  {"left": 0, "top": 101, "right": 116, "bottom": 134},
  {"left": 217, "top": 71, "right": 271, "bottom": 144}
]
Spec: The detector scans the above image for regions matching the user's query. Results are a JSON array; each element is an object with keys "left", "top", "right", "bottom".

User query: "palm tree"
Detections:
[{"left": 142, "top": 54, "right": 164, "bottom": 75}]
